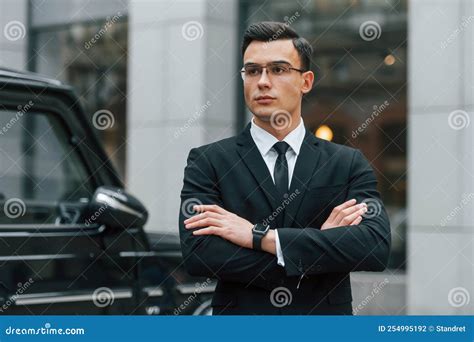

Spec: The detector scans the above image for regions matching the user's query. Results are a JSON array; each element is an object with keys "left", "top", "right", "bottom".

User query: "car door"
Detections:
[{"left": 0, "top": 87, "right": 140, "bottom": 314}]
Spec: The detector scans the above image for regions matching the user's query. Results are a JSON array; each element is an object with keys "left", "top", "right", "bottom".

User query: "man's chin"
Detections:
[{"left": 252, "top": 108, "right": 275, "bottom": 122}]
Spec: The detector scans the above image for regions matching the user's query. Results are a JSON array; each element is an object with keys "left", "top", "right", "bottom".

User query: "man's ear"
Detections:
[{"left": 301, "top": 71, "right": 315, "bottom": 95}]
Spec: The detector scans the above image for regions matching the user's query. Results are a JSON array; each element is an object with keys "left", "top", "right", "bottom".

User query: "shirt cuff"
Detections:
[{"left": 275, "top": 229, "right": 285, "bottom": 267}]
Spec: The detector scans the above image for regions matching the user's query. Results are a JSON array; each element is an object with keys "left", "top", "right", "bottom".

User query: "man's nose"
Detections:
[{"left": 257, "top": 68, "right": 272, "bottom": 89}]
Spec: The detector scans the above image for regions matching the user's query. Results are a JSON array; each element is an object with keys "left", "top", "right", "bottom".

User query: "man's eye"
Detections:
[
  {"left": 246, "top": 68, "right": 261, "bottom": 76},
  {"left": 271, "top": 66, "right": 286, "bottom": 74}
]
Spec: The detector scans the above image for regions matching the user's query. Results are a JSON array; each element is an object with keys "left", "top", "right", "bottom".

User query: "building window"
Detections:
[{"left": 29, "top": 14, "right": 128, "bottom": 180}]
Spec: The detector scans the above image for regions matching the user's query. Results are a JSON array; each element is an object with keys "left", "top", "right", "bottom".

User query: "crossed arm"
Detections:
[
  {"left": 178, "top": 148, "right": 391, "bottom": 290},
  {"left": 184, "top": 199, "right": 367, "bottom": 255}
]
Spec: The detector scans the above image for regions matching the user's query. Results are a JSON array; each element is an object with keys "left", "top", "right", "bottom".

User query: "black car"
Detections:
[{"left": 0, "top": 68, "right": 214, "bottom": 315}]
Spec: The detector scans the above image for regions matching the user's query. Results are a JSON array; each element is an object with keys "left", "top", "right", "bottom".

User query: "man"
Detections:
[{"left": 179, "top": 22, "right": 391, "bottom": 315}]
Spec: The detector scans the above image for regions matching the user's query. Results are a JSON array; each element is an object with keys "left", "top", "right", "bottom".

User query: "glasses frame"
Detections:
[{"left": 240, "top": 62, "right": 305, "bottom": 81}]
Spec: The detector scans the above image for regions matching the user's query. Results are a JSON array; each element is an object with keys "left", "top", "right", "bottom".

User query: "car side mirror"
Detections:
[{"left": 86, "top": 186, "right": 148, "bottom": 228}]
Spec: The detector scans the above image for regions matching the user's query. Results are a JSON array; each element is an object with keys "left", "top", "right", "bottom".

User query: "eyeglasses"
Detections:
[{"left": 240, "top": 62, "right": 305, "bottom": 81}]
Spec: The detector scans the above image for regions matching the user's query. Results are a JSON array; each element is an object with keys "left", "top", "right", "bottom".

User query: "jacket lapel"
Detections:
[
  {"left": 283, "top": 130, "right": 321, "bottom": 227},
  {"left": 236, "top": 123, "right": 280, "bottom": 214}
]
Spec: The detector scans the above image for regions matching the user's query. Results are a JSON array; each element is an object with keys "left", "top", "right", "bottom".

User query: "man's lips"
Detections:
[{"left": 255, "top": 96, "right": 276, "bottom": 104}]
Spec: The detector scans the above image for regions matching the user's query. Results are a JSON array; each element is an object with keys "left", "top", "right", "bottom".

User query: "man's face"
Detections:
[{"left": 242, "top": 39, "right": 313, "bottom": 122}]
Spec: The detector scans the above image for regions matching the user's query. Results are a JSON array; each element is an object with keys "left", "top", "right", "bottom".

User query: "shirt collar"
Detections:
[{"left": 250, "top": 116, "right": 306, "bottom": 157}]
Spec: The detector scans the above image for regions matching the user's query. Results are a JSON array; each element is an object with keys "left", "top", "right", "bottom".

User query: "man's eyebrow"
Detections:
[
  {"left": 270, "top": 60, "right": 291, "bottom": 64},
  {"left": 243, "top": 60, "right": 291, "bottom": 66}
]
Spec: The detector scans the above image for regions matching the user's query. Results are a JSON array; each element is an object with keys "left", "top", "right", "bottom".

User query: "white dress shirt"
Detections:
[{"left": 249, "top": 117, "right": 306, "bottom": 267}]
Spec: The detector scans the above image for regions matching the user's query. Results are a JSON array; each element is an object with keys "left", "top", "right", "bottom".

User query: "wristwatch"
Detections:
[{"left": 252, "top": 223, "right": 270, "bottom": 251}]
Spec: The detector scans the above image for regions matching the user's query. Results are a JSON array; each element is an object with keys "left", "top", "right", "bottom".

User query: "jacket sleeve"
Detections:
[
  {"left": 277, "top": 149, "right": 391, "bottom": 277},
  {"left": 178, "top": 147, "right": 286, "bottom": 290}
]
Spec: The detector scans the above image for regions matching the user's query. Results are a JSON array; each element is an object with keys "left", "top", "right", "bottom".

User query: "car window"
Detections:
[{"left": 0, "top": 110, "right": 94, "bottom": 224}]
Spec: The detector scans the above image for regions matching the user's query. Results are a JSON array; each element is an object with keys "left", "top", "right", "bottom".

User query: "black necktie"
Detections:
[{"left": 273, "top": 141, "right": 290, "bottom": 201}]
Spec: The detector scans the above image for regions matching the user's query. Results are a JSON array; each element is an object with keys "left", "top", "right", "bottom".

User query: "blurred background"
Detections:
[{"left": 0, "top": 0, "right": 472, "bottom": 315}]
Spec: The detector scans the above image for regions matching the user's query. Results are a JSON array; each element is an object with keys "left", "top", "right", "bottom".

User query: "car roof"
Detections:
[{"left": 0, "top": 67, "right": 63, "bottom": 87}]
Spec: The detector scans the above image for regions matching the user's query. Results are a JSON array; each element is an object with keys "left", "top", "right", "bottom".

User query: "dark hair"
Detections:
[{"left": 241, "top": 21, "right": 313, "bottom": 71}]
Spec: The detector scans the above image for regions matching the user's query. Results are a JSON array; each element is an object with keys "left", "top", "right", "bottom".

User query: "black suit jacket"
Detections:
[{"left": 179, "top": 123, "right": 391, "bottom": 315}]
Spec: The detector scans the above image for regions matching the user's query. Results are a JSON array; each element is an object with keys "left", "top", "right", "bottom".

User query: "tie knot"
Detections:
[{"left": 273, "top": 141, "right": 290, "bottom": 156}]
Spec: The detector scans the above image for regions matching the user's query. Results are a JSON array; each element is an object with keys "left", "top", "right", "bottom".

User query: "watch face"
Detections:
[{"left": 254, "top": 224, "right": 269, "bottom": 233}]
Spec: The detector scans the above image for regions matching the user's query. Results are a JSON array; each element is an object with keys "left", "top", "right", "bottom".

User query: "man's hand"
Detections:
[
  {"left": 321, "top": 199, "right": 367, "bottom": 230},
  {"left": 184, "top": 204, "right": 254, "bottom": 249}
]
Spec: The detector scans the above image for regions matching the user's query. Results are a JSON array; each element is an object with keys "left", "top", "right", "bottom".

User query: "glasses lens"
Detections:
[
  {"left": 244, "top": 65, "right": 262, "bottom": 77},
  {"left": 268, "top": 63, "right": 290, "bottom": 75}
]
